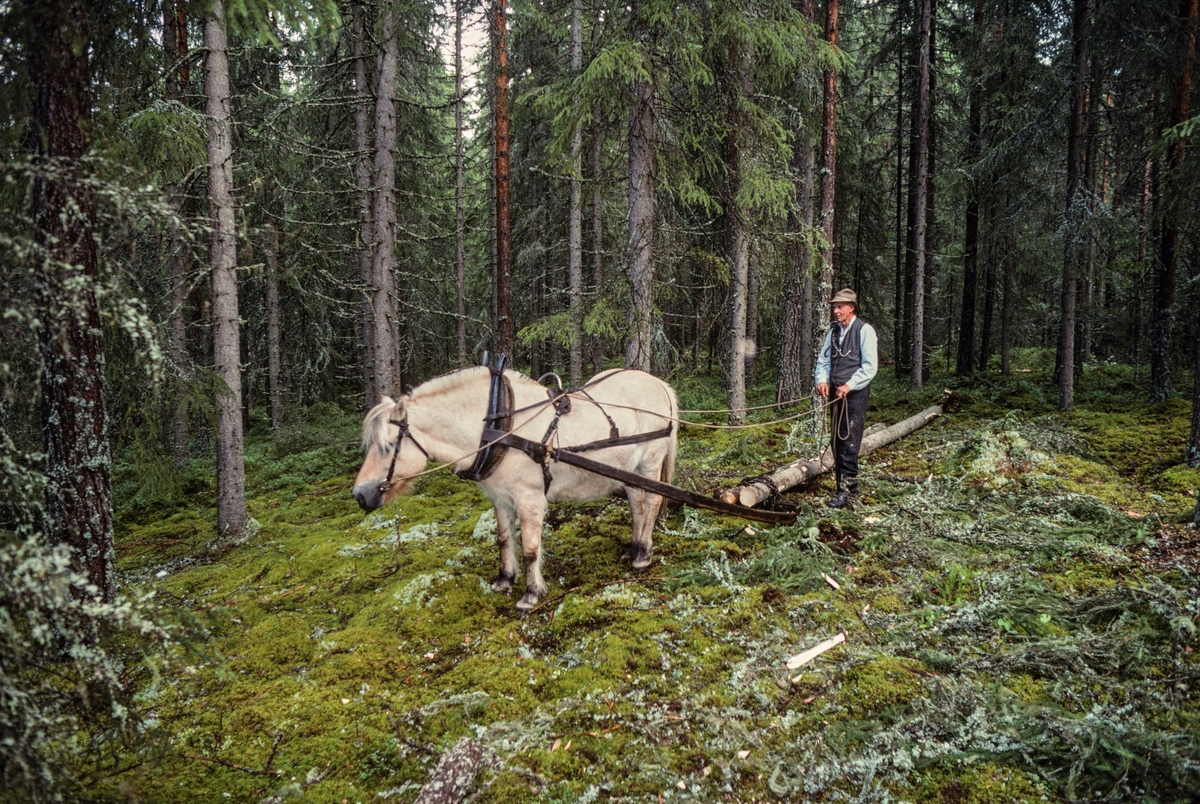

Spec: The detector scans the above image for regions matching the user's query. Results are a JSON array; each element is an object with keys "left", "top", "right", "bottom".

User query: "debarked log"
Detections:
[{"left": 720, "top": 404, "right": 943, "bottom": 508}]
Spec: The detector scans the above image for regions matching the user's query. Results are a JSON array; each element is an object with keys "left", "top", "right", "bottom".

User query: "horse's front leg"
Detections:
[
  {"left": 515, "top": 497, "right": 548, "bottom": 612},
  {"left": 490, "top": 503, "right": 518, "bottom": 593}
]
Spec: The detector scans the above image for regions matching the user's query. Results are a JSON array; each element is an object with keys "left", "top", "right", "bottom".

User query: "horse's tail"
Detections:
[{"left": 660, "top": 381, "right": 679, "bottom": 486}]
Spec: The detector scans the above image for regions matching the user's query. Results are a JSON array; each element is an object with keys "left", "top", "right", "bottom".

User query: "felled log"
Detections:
[
  {"left": 720, "top": 404, "right": 943, "bottom": 508},
  {"left": 414, "top": 736, "right": 485, "bottom": 804}
]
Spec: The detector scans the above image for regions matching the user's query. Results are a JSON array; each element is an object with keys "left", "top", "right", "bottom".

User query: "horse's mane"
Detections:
[
  {"left": 361, "top": 366, "right": 541, "bottom": 455},
  {"left": 362, "top": 398, "right": 402, "bottom": 456}
]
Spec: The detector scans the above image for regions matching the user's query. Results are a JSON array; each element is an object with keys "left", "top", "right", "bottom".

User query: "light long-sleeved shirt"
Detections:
[{"left": 814, "top": 316, "right": 879, "bottom": 391}]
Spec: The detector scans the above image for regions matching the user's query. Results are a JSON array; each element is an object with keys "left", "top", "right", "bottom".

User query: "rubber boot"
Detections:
[{"left": 828, "top": 474, "right": 850, "bottom": 509}]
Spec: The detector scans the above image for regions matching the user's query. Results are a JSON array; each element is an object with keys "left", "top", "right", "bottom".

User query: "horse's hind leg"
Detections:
[
  {"left": 491, "top": 503, "right": 518, "bottom": 593},
  {"left": 624, "top": 488, "right": 658, "bottom": 570},
  {"left": 515, "top": 498, "right": 548, "bottom": 611}
]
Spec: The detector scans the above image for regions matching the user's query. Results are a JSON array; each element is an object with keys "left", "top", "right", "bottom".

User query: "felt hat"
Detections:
[{"left": 830, "top": 288, "right": 858, "bottom": 308}]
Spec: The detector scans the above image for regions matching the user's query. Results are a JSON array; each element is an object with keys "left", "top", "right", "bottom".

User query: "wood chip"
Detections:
[
  {"left": 785, "top": 632, "right": 847, "bottom": 671},
  {"left": 737, "top": 750, "right": 750, "bottom": 759},
  {"left": 821, "top": 573, "right": 841, "bottom": 591}
]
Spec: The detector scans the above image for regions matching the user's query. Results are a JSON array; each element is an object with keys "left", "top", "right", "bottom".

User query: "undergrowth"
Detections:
[{"left": 83, "top": 363, "right": 1200, "bottom": 802}]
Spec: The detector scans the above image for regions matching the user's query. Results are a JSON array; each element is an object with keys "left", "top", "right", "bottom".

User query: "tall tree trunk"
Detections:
[
  {"left": 956, "top": 0, "right": 983, "bottom": 375},
  {"left": 29, "top": 0, "right": 115, "bottom": 599},
  {"left": 1081, "top": 77, "right": 1101, "bottom": 367},
  {"left": 353, "top": 1, "right": 376, "bottom": 404},
  {"left": 815, "top": 0, "right": 839, "bottom": 348},
  {"left": 893, "top": 0, "right": 906, "bottom": 376},
  {"left": 777, "top": 0, "right": 816, "bottom": 404},
  {"left": 263, "top": 49, "right": 284, "bottom": 433},
  {"left": 455, "top": 0, "right": 467, "bottom": 367},
  {"left": 1058, "top": 0, "right": 1089, "bottom": 411},
  {"left": 1150, "top": 0, "right": 1199, "bottom": 402},
  {"left": 493, "top": 0, "right": 513, "bottom": 357},
  {"left": 264, "top": 222, "right": 283, "bottom": 432},
  {"left": 590, "top": 8, "right": 605, "bottom": 376},
  {"left": 371, "top": 3, "right": 399, "bottom": 398},
  {"left": 205, "top": 0, "right": 246, "bottom": 539},
  {"left": 722, "top": 39, "right": 751, "bottom": 425},
  {"left": 165, "top": 0, "right": 191, "bottom": 464},
  {"left": 921, "top": 1, "right": 937, "bottom": 384},
  {"left": 999, "top": 210, "right": 1014, "bottom": 375},
  {"left": 568, "top": 0, "right": 584, "bottom": 386},
  {"left": 909, "top": 0, "right": 931, "bottom": 390},
  {"left": 625, "top": 8, "right": 655, "bottom": 371}
]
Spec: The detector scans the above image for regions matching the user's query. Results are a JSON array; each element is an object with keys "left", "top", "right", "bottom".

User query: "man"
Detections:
[{"left": 815, "top": 288, "right": 878, "bottom": 508}]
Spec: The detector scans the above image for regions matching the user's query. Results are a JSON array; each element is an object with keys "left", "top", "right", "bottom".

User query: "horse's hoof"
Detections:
[
  {"left": 490, "top": 575, "right": 514, "bottom": 593},
  {"left": 623, "top": 546, "right": 653, "bottom": 570},
  {"left": 516, "top": 591, "right": 541, "bottom": 611}
]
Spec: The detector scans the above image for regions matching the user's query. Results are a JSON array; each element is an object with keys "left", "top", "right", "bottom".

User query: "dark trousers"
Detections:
[{"left": 829, "top": 387, "right": 869, "bottom": 487}]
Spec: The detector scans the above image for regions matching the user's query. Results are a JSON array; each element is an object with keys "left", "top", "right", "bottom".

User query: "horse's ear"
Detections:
[{"left": 380, "top": 395, "right": 394, "bottom": 406}]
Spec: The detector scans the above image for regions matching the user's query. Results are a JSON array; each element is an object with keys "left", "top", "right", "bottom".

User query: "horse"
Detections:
[{"left": 353, "top": 366, "right": 679, "bottom": 611}]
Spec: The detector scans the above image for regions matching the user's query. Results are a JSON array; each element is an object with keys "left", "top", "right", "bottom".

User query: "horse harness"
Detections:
[
  {"left": 456, "top": 355, "right": 674, "bottom": 495},
  {"left": 448, "top": 355, "right": 797, "bottom": 525}
]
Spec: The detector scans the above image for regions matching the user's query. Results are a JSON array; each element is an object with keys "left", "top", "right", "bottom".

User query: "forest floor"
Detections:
[{"left": 103, "top": 355, "right": 1199, "bottom": 803}]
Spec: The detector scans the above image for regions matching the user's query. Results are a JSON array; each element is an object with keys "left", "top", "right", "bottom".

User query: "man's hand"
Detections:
[
  {"left": 816, "top": 382, "right": 829, "bottom": 399},
  {"left": 836, "top": 384, "right": 851, "bottom": 399}
]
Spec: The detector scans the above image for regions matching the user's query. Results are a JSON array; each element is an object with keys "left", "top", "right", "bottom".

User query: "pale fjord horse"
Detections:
[{"left": 353, "top": 367, "right": 679, "bottom": 611}]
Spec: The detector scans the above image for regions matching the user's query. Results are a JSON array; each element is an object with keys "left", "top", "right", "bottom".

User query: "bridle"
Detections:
[{"left": 379, "top": 415, "right": 429, "bottom": 493}]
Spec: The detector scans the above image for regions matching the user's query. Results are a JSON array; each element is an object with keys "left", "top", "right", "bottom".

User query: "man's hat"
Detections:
[{"left": 830, "top": 288, "right": 857, "bottom": 307}]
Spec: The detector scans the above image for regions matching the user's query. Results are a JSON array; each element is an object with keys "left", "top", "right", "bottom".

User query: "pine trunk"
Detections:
[
  {"left": 205, "top": 1, "right": 246, "bottom": 539},
  {"left": 353, "top": 2, "right": 376, "bottom": 405},
  {"left": 1059, "top": 0, "right": 1089, "bottom": 411},
  {"left": 371, "top": 4, "right": 400, "bottom": 398},
  {"left": 776, "top": 0, "right": 816, "bottom": 404},
  {"left": 815, "top": 0, "right": 839, "bottom": 346},
  {"left": 264, "top": 222, "right": 283, "bottom": 432},
  {"left": 30, "top": 0, "right": 116, "bottom": 599},
  {"left": 722, "top": 39, "right": 751, "bottom": 425},
  {"left": 455, "top": 0, "right": 467, "bottom": 368},
  {"left": 625, "top": 8, "right": 655, "bottom": 371},
  {"left": 956, "top": 0, "right": 983, "bottom": 375},
  {"left": 1151, "top": 0, "right": 1199, "bottom": 402},
  {"left": 568, "top": 0, "right": 584, "bottom": 386},
  {"left": 921, "top": 3, "right": 937, "bottom": 384},
  {"left": 909, "top": 0, "right": 931, "bottom": 390},
  {"left": 493, "top": 0, "right": 513, "bottom": 357},
  {"left": 165, "top": 0, "right": 191, "bottom": 464}
]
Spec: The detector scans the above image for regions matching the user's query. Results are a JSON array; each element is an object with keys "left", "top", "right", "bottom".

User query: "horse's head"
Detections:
[{"left": 353, "top": 395, "right": 427, "bottom": 511}]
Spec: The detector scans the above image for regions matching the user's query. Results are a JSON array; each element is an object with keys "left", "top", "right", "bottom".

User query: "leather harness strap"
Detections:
[{"left": 449, "top": 354, "right": 795, "bottom": 525}]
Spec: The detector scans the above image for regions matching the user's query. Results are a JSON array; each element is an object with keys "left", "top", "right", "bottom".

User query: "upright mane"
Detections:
[{"left": 362, "top": 397, "right": 403, "bottom": 456}]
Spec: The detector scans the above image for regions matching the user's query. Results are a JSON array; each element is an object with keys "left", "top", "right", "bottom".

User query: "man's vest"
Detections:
[{"left": 828, "top": 317, "right": 865, "bottom": 387}]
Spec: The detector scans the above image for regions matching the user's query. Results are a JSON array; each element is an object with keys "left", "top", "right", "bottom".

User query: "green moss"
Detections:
[
  {"left": 913, "top": 763, "right": 1047, "bottom": 804},
  {"left": 834, "top": 656, "right": 927, "bottom": 719}
]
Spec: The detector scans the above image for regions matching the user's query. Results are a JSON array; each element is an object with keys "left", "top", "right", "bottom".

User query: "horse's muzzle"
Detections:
[{"left": 353, "top": 484, "right": 383, "bottom": 512}]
